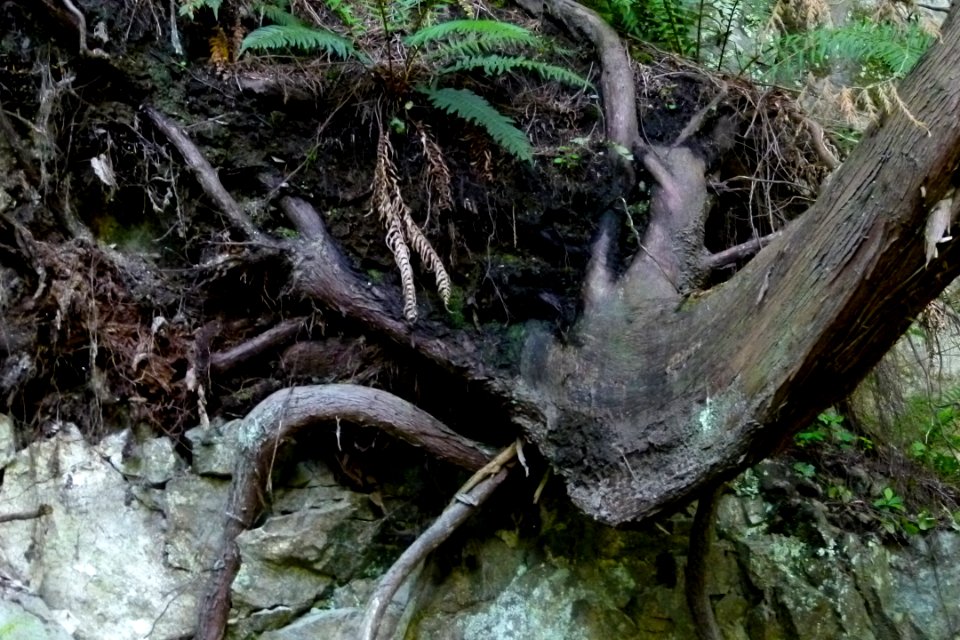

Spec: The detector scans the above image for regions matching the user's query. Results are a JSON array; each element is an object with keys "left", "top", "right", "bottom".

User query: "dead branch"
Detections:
[
  {"left": 0, "top": 504, "right": 52, "bottom": 524},
  {"left": 142, "top": 106, "right": 262, "bottom": 240},
  {"left": 196, "top": 384, "right": 494, "bottom": 640},
  {"left": 209, "top": 318, "right": 306, "bottom": 375},
  {"left": 685, "top": 484, "right": 722, "bottom": 640},
  {"left": 359, "top": 443, "right": 518, "bottom": 640},
  {"left": 701, "top": 231, "right": 782, "bottom": 271}
]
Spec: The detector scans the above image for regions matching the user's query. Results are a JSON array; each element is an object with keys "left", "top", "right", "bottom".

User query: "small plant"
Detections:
[
  {"left": 873, "top": 487, "right": 905, "bottom": 513},
  {"left": 551, "top": 137, "right": 591, "bottom": 169},
  {"left": 827, "top": 483, "right": 853, "bottom": 503},
  {"left": 792, "top": 461, "right": 816, "bottom": 479}
]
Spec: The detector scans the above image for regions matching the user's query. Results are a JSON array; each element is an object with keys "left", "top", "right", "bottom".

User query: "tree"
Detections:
[{"left": 2, "top": 1, "right": 960, "bottom": 638}]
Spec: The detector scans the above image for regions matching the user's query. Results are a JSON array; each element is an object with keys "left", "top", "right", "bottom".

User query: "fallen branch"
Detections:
[
  {"left": 0, "top": 504, "right": 52, "bottom": 524},
  {"left": 142, "top": 106, "right": 262, "bottom": 240},
  {"left": 196, "top": 384, "right": 494, "bottom": 640},
  {"left": 359, "top": 441, "right": 518, "bottom": 640},
  {"left": 701, "top": 231, "right": 782, "bottom": 271}
]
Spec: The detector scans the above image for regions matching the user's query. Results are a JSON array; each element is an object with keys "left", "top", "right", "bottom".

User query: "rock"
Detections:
[
  {"left": 0, "top": 413, "right": 15, "bottom": 469},
  {"left": 0, "top": 590, "right": 74, "bottom": 640},
  {"left": 185, "top": 419, "right": 243, "bottom": 477},
  {"left": 163, "top": 475, "right": 231, "bottom": 572},
  {"left": 98, "top": 429, "right": 185, "bottom": 486},
  {"left": 0, "top": 424, "right": 198, "bottom": 640},
  {"left": 259, "top": 608, "right": 362, "bottom": 640},
  {"left": 231, "top": 494, "right": 378, "bottom": 615}
]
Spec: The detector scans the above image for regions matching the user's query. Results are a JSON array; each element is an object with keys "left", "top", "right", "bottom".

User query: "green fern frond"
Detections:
[
  {"left": 239, "top": 23, "right": 359, "bottom": 59},
  {"left": 440, "top": 55, "right": 593, "bottom": 89},
  {"left": 255, "top": 3, "right": 299, "bottom": 27},
  {"left": 418, "top": 86, "right": 533, "bottom": 163},
  {"left": 179, "top": 0, "right": 222, "bottom": 19},
  {"left": 406, "top": 19, "right": 537, "bottom": 50},
  {"left": 774, "top": 22, "right": 933, "bottom": 81}
]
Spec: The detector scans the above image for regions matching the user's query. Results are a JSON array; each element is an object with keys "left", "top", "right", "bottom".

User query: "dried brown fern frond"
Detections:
[
  {"left": 371, "top": 129, "right": 452, "bottom": 322},
  {"left": 209, "top": 27, "right": 231, "bottom": 68},
  {"left": 416, "top": 122, "right": 454, "bottom": 214}
]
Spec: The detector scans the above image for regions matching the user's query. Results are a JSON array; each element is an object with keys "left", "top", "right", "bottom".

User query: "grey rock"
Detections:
[
  {"left": 0, "top": 413, "right": 15, "bottom": 470},
  {"left": 0, "top": 424, "right": 198, "bottom": 640}
]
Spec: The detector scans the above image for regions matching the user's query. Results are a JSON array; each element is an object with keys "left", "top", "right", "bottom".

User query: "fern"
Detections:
[
  {"left": 772, "top": 22, "right": 934, "bottom": 82},
  {"left": 255, "top": 2, "right": 299, "bottom": 27},
  {"left": 239, "top": 23, "right": 360, "bottom": 59},
  {"left": 179, "top": 0, "right": 222, "bottom": 19},
  {"left": 440, "top": 55, "right": 593, "bottom": 90},
  {"left": 406, "top": 19, "right": 537, "bottom": 51},
  {"left": 418, "top": 87, "right": 533, "bottom": 163}
]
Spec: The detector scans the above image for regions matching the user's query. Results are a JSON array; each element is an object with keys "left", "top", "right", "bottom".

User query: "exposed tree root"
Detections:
[
  {"left": 0, "top": 504, "right": 52, "bottom": 524},
  {"left": 196, "top": 384, "right": 494, "bottom": 640},
  {"left": 209, "top": 318, "right": 306, "bottom": 375},
  {"left": 360, "top": 442, "right": 519, "bottom": 640},
  {"left": 685, "top": 483, "right": 723, "bottom": 640},
  {"left": 143, "top": 106, "right": 262, "bottom": 240}
]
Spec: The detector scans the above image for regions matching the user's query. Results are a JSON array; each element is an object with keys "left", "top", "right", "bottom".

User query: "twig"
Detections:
[
  {"left": 701, "top": 231, "right": 782, "bottom": 271},
  {"left": 142, "top": 106, "right": 262, "bottom": 240},
  {"left": 0, "top": 504, "right": 53, "bottom": 524},
  {"left": 195, "top": 384, "right": 494, "bottom": 640},
  {"left": 359, "top": 443, "right": 517, "bottom": 640}
]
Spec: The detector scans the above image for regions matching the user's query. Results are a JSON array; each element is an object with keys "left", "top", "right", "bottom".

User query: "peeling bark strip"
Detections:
[
  {"left": 522, "top": 9, "right": 960, "bottom": 525},
  {"left": 196, "top": 385, "right": 493, "bottom": 640}
]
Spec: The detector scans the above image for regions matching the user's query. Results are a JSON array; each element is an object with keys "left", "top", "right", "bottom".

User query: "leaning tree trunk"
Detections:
[{"left": 516, "top": 7, "right": 960, "bottom": 524}]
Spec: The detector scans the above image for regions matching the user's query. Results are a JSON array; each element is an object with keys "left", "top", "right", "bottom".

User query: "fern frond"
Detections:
[
  {"left": 239, "top": 23, "right": 358, "bottom": 59},
  {"left": 180, "top": 0, "right": 222, "bottom": 19},
  {"left": 440, "top": 55, "right": 593, "bottom": 89},
  {"left": 255, "top": 3, "right": 299, "bottom": 26},
  {"left": 406, "top": 19, "right": 537, "bottom": 50},
  {"left": 419, "top": 87, "right": 533, "bottom": 163},
  {"left": 773, "top": 22, "right": 933, "bottom": 81}
]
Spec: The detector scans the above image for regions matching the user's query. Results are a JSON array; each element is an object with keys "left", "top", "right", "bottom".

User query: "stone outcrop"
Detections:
[{"left": 1, "top": 418, "right": 958, "bottom": 639}]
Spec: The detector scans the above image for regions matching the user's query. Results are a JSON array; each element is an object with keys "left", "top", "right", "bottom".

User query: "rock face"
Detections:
[{"left": 1, "top": 417, "right": 959, "bottom": 639}]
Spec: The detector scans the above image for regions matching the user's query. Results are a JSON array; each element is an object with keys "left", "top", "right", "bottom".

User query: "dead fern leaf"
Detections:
[
  {"left": 371, "top": 130, "right": 452, "bottom": 322},
  {"left": 416, "top": 123, "right": 454, "bottom": 214},
  {"left": 209, "top": 27, "right": 231, "bottom": 68}
]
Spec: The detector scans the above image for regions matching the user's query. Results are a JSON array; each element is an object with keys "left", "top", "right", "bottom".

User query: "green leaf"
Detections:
[{"left": 418, "top": 87, "right": 533, "bottom": 163}]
